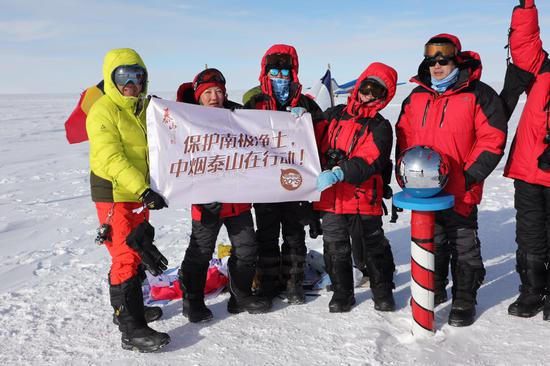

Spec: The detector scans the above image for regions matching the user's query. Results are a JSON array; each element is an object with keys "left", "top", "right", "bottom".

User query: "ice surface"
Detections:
[{"left": 0, "top": 85, "right": 547, "bottom": 365}]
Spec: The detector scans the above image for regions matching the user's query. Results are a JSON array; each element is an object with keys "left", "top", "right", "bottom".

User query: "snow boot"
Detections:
[
  {"left": 182, "top": 297, "right": 213, "bottom": 323},
  {"left": 365, "top": 240, "right": 396, "bottom": 312},
  {"left": 324, "top": 241, "right": 356, "bottom": 313},
  {"left": 113, "top": 306, "right": 162, "bottom": 326},
  {"left": 256, "top": 242, "right": 282, "bottom": 299},
  {"left": 508, "top": 251, "right": 546, "bottom": 318},
  {"left": 543, "top": 292, "right": 550, "bottom": 321},
  {"left": 228, "top": 259, "right": 271, "bottom": 314},
  {"left": 178, "top": 266, "right": 213, "bottom": 323},
  {"left": 110, "top": 276, "right": 170, "bottom": 352},
  {"left": 434, "top": 250, "right": 450, "bottom": 306},
  {"left": 286, "top": 281, "right": 306, "bottom": 305},
  {"left": 281, "top": 240, "right": 307, "bottom": 305},
  {"left": 448, "top": 261, "right": 485, "bottom": 327}
]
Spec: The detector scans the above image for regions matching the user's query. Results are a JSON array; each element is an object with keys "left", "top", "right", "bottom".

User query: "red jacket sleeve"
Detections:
[
  {"left": 510, "top": 2, "right": 546, "bottom": 75},
  {"left": 395, "top": 95, "right": 413, "bottom": 158}
]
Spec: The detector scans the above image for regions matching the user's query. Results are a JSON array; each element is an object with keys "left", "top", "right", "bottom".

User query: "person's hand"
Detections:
[
  {"left": 316, "top": 167, "right": 344, "bottom": 192},
  {"left": 126, "top": 221, "right": 168, "bottom": 276},
  {"left": 140, "top": 189, "right": 168, "bottom": 210},
  {"left": 519, "top": 0, "right": 534, "bottom": 8},
  {"left": 290, "top": 107, "right": 307, "bottom": 118}
]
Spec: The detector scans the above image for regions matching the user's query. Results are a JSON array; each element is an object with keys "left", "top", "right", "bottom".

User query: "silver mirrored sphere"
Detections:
[{"left": 396, "top": 145, "right": 449, "bottom": 198}]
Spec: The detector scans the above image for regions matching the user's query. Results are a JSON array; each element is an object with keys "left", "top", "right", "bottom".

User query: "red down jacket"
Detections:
[
  {"left": 396, "top": 34, "right": 507, "bottom": 217},
  {"left": 314, "top": 62, "right": 397, "bottom": 215},
  {"left": 503, "top": 1, "right": 550, "bottom": 186}
]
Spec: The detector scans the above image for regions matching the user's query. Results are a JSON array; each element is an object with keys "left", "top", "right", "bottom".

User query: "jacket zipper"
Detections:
[
  {"left": 333, "top": 125, "right": 343, "bottom": 149},
  {"left": 422, "top": 100, "right": 431, "bottom": 127},
  {"left": 439, "top": 99, "right": 449, "bottom": 128}
]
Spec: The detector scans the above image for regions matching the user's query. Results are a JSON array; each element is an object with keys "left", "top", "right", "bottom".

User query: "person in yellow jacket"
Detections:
[{"left": 86, "top": 48, "right": 170, "bottom": 352}]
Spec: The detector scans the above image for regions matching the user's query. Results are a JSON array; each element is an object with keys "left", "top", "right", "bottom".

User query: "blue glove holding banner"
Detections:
[
  {"left": 316, "top": 167, "right": 344, "bottom": 192},
  {"left": 289, "top": 107, "right": 307, "bottom": 118}
]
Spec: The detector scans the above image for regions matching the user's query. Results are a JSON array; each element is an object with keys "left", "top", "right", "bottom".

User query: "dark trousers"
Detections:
[
  {"left": 254, "top": 202, "right": 308, "bottom": 287},
  {"left": 435, "top": 207, "right": 485, "bottom": 301},
  {"left": 435, "top": 207, "right": 482, "bottom": 268},
  {"left": 179, "top": 211, "right": 257, "bottom": 298},
  {"left": 514, "top": 179, "right": 550, "bottom": 259},
  {"left": 321, "top": 212, "right": 394, "bottom": 291}
]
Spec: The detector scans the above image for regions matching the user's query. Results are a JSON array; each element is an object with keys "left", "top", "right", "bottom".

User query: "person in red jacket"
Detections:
[
  {"left": 314, "top": 62, "right": 397, "bottom": 313},
  {"left": 396, "top": 34, "right": 507, "bottom": 326},
  {"left": 177, "top": 68, "right": 271, "bottom": 322},
  {"left": 244, "top": 44, "right": 328, "bottom": 304},
  {"left": 501, "top": 0, "right": 550, "bottom": 321}
]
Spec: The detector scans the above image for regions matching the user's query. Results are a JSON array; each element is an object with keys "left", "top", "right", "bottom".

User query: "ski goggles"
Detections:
[
  {"left": 268, "top": 68, "right": 291, "bottom": 78},
  {"left": 112, "top": 65, "right": 147, "bottom": 86},
  {"left": 358, "top": 78, "right": 387, "bottom": 100},
  {"left": 265, "top": 53, "right": 292, "bottom": 73},
  {"left": 193, "top": 68, "right": 226, "bottom": 91},
  {"left": 424, "top": 56, "right": 454, "bottom": 67},
  {"left": 424, "top": 42, "right": 458, "bottom": 58}
]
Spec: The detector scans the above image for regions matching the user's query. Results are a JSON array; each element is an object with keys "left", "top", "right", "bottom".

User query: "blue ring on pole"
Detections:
[{"left": 393, "top": 191, "right": 454, "bottom": 212}]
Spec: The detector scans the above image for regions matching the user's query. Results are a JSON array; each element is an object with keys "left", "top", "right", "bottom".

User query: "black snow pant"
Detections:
[
  {"left": 513, "top": 180, "right": 550, "bottom": 296},
  {"left": 434, "top": 206, "right": 485, "bottom": 303},
  {"left": 254, "top": 201, "right": 310, "bottom": 291},
  {"left": 179, "top": 210, "right": 257, "bottom": 300},
  {"left": 321, "top": 212, "right": 395, "bottom": 294}
]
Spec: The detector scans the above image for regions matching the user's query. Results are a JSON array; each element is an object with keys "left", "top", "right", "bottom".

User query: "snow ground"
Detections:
[{"left": 1, "top": 85, "right": 548, "bottom": 366}]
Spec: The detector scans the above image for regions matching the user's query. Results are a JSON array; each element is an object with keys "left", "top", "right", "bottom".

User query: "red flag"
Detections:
[{"left": 64, "top": 81, "right": 104, "bottom": 144}]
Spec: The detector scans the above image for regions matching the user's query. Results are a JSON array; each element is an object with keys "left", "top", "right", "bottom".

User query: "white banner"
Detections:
[{"left": 146, "top": 98, "right": 322, "bottom": 207}]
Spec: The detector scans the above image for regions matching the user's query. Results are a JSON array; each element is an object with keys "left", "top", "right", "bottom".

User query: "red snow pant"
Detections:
[{"left": 95, "top": 202, "right": 148, "bottom": 285}]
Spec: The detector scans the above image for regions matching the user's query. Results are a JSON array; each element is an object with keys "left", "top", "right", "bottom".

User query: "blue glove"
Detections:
[
  {"left": 290, "top": 107, "right": 307, "bottom": 118},
  {"left": 316, "top": 167, "right": 344, "bottom": 192}
]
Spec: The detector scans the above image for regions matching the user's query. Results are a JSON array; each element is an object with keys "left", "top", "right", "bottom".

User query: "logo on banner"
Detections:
[
  {"left": 162, "top": 108, "right": 178, "bottom": 144},
  {"left": 280, "top": 168, "right": 302, "bottom": 191}
]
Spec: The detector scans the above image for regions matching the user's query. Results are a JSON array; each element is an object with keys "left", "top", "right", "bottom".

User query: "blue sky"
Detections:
[{"left": 1, "top": 0, "right": 549, "bottom": 94}]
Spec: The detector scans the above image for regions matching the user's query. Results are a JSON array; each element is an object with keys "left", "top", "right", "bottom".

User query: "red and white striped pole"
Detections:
[{"left": 410, "top": 211, "right": 435, "bottom": 336}]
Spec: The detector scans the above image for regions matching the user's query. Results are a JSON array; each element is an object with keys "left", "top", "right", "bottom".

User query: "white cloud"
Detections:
[{"left": 0, "top": 20, "right": 61, "bottom": 41}]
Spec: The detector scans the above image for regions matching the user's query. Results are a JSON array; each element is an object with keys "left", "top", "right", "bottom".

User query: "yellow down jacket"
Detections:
[{"left": 86, "top": 48, "right": 150, "bottom": 202}]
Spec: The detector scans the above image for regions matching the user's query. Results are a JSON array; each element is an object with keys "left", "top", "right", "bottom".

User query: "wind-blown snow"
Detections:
[{"left": 0, "top": 86, "right": 548, "bottom": 365}]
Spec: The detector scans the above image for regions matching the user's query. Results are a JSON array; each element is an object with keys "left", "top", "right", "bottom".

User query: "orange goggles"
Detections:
[{"left": 424, "top": 43, "right": 458, "bottom": 58}]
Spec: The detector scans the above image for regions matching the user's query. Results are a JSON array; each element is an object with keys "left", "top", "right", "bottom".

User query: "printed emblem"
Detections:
[{"left": 280, "top": 168, "right": 302, "bottom": 191}]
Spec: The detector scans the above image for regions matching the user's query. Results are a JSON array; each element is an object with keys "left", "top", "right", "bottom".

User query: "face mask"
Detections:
[
  {"left": 431, "top": 67, "right": 459, "bottom": 93},
  {"left": 270, "top": 77, "right": 290, "bottom": 105}
]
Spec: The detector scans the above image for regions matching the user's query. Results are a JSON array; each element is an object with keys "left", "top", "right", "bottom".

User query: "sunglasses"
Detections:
[
  {"left": 358, "top": 79, "right": 387, "bottom": 100},
  {"left": 193, "top": 68, "right": 226, "bottom": 91},
  {"left": 112, "top": 65, "right": 147, "bottom": 86},
  {"left": 268, "top": 68, "right": 290, "bottom": 77},
  {"left": 424, "top": 56, "right": 454, "bottom": 67}
]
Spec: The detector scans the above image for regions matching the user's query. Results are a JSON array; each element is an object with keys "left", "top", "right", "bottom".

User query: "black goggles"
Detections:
[
  {"left": 358, "top": 79, "right": 387, "bottom": 100},
  {"left": 193, "top": 68, "right": 226, "bottom": 91},
  {"left": 265, "top": 53, "right": 292, "bottom": 72},
  {"left": 424, "top": 56, "right": 454, "bottom": 67},
  {"left": 112, "top": 65, "right": 147, "bottom": 86}
]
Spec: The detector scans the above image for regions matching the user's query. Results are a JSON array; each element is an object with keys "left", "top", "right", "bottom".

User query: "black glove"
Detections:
[
  {"left": 464, "top": 171, "right": 477, "bottom": 191},
  {"left": 308, "top": 211, "right": 323, "bottom": 239},
  {"left": 200, "top": 202, "right": 222, "bottom": 225},
  {"left": 538, "top": 146, "right": 550, "bottom": 171},
  {"left": 140, "top": 188, "right": 168, "bottom": 210},
  {"left": 126, "top": 221, "right": 168, "bottom": 276}
]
